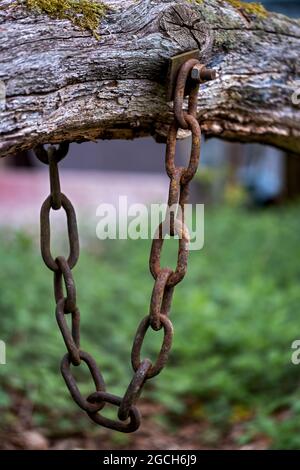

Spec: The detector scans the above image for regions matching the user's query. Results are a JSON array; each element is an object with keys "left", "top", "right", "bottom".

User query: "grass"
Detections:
[{"left": 0, "top": 205, "right": 300, "bottom": 448}]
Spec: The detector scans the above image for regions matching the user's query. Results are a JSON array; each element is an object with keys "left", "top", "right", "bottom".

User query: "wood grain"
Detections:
[{"left": 0, "top": 0, "right": 299, "bottom": 156}]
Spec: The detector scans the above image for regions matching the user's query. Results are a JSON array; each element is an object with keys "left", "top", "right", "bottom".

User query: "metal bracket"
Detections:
[
  {"left": 166, "top": 49, "right": 199, "bottom": 102},
  {"left": 166, "top": 50, "right": 217, "bottom": 102}
]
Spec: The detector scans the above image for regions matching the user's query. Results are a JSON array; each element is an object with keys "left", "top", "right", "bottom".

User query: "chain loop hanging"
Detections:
[{"left": 35, "top": 56, "right": 204, "bottom": 433}]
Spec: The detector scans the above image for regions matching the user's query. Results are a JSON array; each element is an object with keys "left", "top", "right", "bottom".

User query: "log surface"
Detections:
[{"left": 0, "top": 0, "right": 299, "bottom": 157}]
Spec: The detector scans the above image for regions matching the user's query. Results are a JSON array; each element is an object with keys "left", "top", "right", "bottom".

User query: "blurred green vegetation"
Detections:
[{"left": 0, "top": 205, "right": 300, "bottom": 448}]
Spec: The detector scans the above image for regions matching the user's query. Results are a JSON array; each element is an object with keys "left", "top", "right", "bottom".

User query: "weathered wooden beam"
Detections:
[{"left": 0, "top": 0, "right": 299, "bottom": 157}]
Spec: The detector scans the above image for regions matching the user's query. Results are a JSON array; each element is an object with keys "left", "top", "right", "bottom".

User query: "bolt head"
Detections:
[
  {"left": 191, "top": 65, "right": 216, "bottom": 82},
  {"left": 191, "top": 66, "right": 202, "bottom": 81}
]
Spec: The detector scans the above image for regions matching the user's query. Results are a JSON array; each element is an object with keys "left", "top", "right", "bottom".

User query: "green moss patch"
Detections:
[
  {"left": 19, "top": 0, "right": 109, "bottom": 38},
  {"left": 189, "top": 1, "right": 268, "bottom": 19},
  {"left": 225, "top": 0, "right": 268, "bottom": 18}
]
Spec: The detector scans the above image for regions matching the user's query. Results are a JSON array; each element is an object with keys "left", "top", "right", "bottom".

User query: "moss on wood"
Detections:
[
  {"left": 18, "top": 0, "right": 108, "bottom": 38},
  {"left": 189, "top": 0, "right": 268, "bottom": 19},
  {"left": 225, "top": 0, "right": 268, "bottom": 18}
]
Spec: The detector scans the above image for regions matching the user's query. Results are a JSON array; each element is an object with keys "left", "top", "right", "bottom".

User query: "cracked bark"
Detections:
[{"left": 0, "top": 0, "right": 299, "bottom": 157}]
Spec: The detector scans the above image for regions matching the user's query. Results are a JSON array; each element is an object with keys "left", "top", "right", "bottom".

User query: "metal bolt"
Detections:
[{"left": 191, "top": 64, "right": 216, "bottom": 83}]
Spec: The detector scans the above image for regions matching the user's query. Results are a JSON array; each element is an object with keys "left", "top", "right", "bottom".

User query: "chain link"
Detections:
[
  {"left": 40, "top": 194, "right": 79, "bottom": 271},
  {"left": 35, "top": 57, "right": 202, "bottom": 433},
  {"left": 54, "top": 256, "right": 77, "bottom": 313}
]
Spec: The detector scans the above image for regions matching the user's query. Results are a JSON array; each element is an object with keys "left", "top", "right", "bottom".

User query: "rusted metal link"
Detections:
[
  {"left": 56, "top": 299, "right": 81, "bottom": 366},
  {"left": 131, "top": 315, "right": 174, "bottom": 379},
  {"left": 149, "top": 220, "right": 190, "bottom": 288},
  {"left": 181, "top": 114, "right": 201, "bottom": 184},
  {"left": 35, "top": 54, "right": 205, "bottom": 433},
  {"left": 165, "top": 121, "right": 179, "bottom": 179},
  {"left": 160, "top": 284, "right": 174, "bottom": 319},
  {"left": 167, "top": 168, "right": 184, "bottom": 206},
  {"left": 179, "top": 182, "right": 190, "bottom": 210},
  {"left": 118, "top": 359, "right": 152, "bottom": 421},
  {"left": 87, "top": 391, "right": 141, "bottom": 433},
  {"left": 149, "top": 268, "right": 173, "bottom": 331},
  {"left": 34, "top": 143, "right": 69, "bottom": 165},
  {"left": 165, "top": 114, "right": 201, "bottom": 185},
  {"left": 61, "top": 351, "right": 106, "bottom": 413},
  {"left": 174, "top": 58, "right": 200, "bottom": 129},
  {"left": 40, "top": 194, "right": 79, "bottom": 272},
  {"left": 54, "top": 256, "right": 77, "bottom": 313},
  {"left": 167, "top": 167, "right": 184, "bottom": 236},
  {"left": 48, "top": 148, "right": 62, "bottom": 210}
]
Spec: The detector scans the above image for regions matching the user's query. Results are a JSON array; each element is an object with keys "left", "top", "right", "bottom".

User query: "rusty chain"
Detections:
[{"left": 34, "top": 58, "right": 203, "bottom": 433}]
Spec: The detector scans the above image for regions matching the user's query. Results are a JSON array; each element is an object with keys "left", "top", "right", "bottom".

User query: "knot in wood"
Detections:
[{"left": 160, "top": 3, "right": 213, "bottom": 59}]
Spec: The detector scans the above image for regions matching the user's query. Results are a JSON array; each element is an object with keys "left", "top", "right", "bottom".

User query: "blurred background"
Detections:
[{"left": 0, "top": 0, "right": 300, "bottom": 450}]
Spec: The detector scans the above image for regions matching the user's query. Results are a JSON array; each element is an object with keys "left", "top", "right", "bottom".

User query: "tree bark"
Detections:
[{"left": 0, "top": 0, "right": 299, "bottom": 157}]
